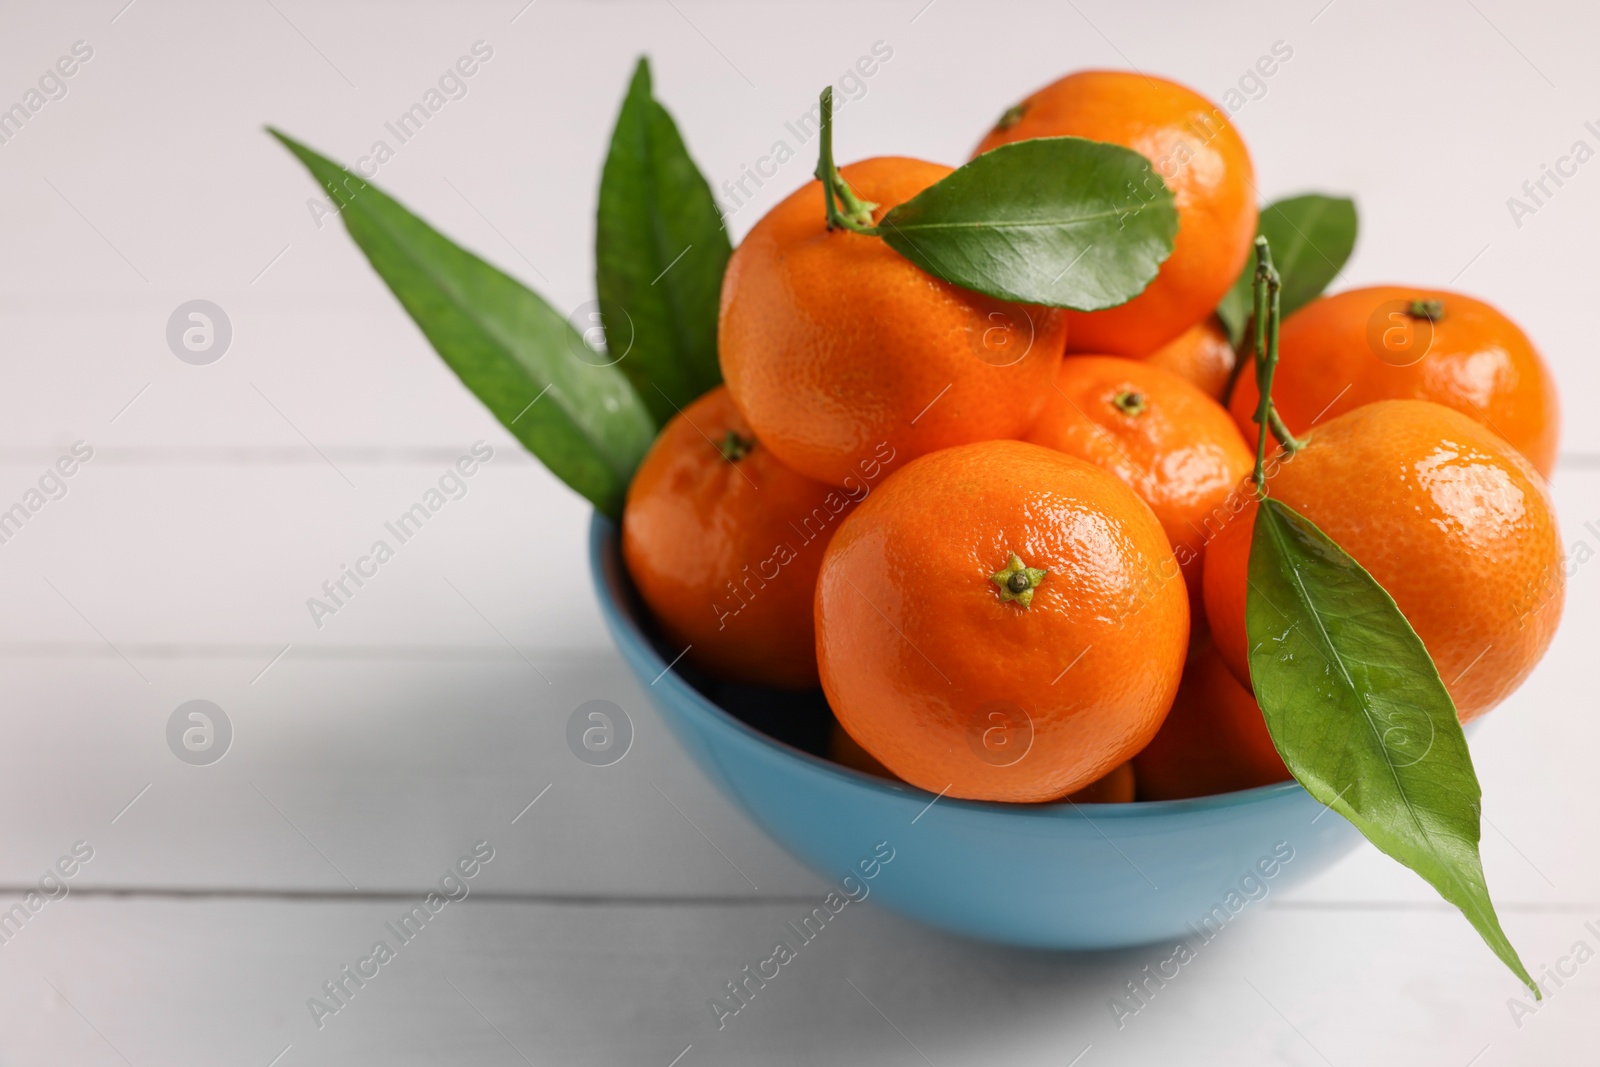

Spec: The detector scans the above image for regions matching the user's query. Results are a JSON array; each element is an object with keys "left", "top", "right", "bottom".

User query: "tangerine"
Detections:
[
  {"left": 816, "top": 439, "right": 1188, "bottom": 802},
  {"left": 719, "top": 157, "right": 1066, "bottom": 487},
  {"left": 623, "top": 386, "right": 856, "bottom": 689},
  {"left": 1203, "top": 399, "right": 1565, "bottom": 721},
  {"left": 1023, "top": 355, "right": 1253, "bottom": 604},
  {"left": 1228, "top": 287, "right": 1560, "bottom": 477},
  {"left": 974, "top": 71, "right": 1257, "bottom": 356}
]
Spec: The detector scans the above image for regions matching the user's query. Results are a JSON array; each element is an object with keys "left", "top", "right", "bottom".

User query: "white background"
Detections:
[{"left": 0, "top": 0, "right": 1597, "bottom": 1063}]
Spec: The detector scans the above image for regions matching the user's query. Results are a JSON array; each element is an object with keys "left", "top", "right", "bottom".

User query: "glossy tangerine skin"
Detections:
[
  {"left": 1144, "top": 316, "right": 1237, "bottom": 401},
  {"left": 1203, "top": 400, "right": 1565, "bottom": 722},
  {"left": 1132, "top": 629, "right": 1289, "bottom": 800},
  {"left": 828, "top": 720, "right": 1138, "bottom": 803},
  {"left": 974, "top": 71, "right": 1257, "bottom": 357},
  {"left": 718, "top": 157, "right": 1066, "bottom": 487},
  {"left": 623, "top": 386, "right": 858, "bottom": 689},
  {"left": 1229, "top": 287, "right": 1560, "bottom": 477},
  {"left": 817, "top": 440, "right": 1189, "bottom": 802},
  {"left": 1024, "top": 356, "right": 1253, "bottom": 606}
]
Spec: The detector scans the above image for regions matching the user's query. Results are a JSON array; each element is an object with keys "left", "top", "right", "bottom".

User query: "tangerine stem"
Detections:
[
  {"left": 717, "top": 430, "right": 753, "bottom": 461},
  {"left": 814, "top": 86, "right": 880, "bottom": 234},
  {"left": 1250, "top": 235, "right": 1300, "bottom": 495}
]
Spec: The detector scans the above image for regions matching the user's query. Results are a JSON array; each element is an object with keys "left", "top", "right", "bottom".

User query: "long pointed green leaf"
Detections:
[
  {"left": 1217, "top": 194, "right": 1357, "bottom": 346},
  {"left": 1247, "top": 498, "right": 1535, "bottom": 994},
  {"left": 596, "top": 57, "right": 730, "bottom": 424},
  {"left": 878, "top": 136, "right": 1177, "bottom": 311},
  {"left": 269, "top": 129, "right": 655, "bottom": 519}
]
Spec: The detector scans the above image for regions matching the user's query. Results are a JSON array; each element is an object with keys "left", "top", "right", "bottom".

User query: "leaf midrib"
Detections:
[
  {"left": 887, "top": 206, "right": 1142, "bottom": 233},
  {"left": 1268, "top": 505, "right": 1431, "bottom": 844},
  {"left": 1285, "top": 535, "right": 1500, "bottom": 924},
  {"left": 1271, "top": 198, "right": 1332, "bottom": 288},
  {"left": 354, "top": 193, "right": 633, "bottom": 481},
  {"left": 643, "top": 108, "right": 697, "bottom": 384}
]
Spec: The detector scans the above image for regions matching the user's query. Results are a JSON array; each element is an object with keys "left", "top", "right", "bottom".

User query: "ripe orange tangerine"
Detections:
[
  {"left": 1203, "top": 399, "right": 1565, "bottom": 722},
  {"left": 974, "top": 71, "right": 1257, "bottom": 356},
  {"left": 719, "top": 157, "right": 1066, "bottom": 487},
  {"left": 1228, "top": 286, "right": 1560, "bottom": 477},
  {"left": 623, "top": 386, "right": 859, "bottom": 689},
  {"left": 816, "top": 439, "right": 1188, "bottom": 802}
]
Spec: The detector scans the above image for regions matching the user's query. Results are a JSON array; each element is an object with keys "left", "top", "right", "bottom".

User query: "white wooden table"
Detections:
[{"left": 1, "top": 1, "right": 1597, "bottom": 1062}]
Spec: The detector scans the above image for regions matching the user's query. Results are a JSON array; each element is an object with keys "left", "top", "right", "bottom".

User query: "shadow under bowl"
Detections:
[{"left": 590, "top": 514, "right": 1360, "bottom": 949}]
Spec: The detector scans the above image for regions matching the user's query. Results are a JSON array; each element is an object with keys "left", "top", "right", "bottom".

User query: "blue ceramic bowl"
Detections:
[{"left": 591, "top": 515, "right": 1361, "bottom": 949}]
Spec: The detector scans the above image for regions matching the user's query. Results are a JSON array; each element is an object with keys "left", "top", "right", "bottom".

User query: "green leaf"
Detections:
[
  {"left": 268, "top": 129, "right": 655, "bottom": 519},
  {"left": 1247, "top": 498, "right": 1536, "bottom": 995},
  {"left": 596, "top": 57, "right": 731, "bottom": 424},
  {"left": 877, "top": 137, "right": 1177, "bottom": 311},
  {"left": 1217, "top": 194, "right": 1357, "bottom": 346}
]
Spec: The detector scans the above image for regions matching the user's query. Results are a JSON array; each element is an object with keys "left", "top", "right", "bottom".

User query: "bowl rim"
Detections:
[{"left": 590, "top": 512, "right": 1307, "bottom": 820}]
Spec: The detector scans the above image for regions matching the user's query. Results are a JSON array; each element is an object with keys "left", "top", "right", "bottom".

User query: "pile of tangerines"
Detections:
[{"left": 621, "top": 71, "right": 1564, "bottom": 805}]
